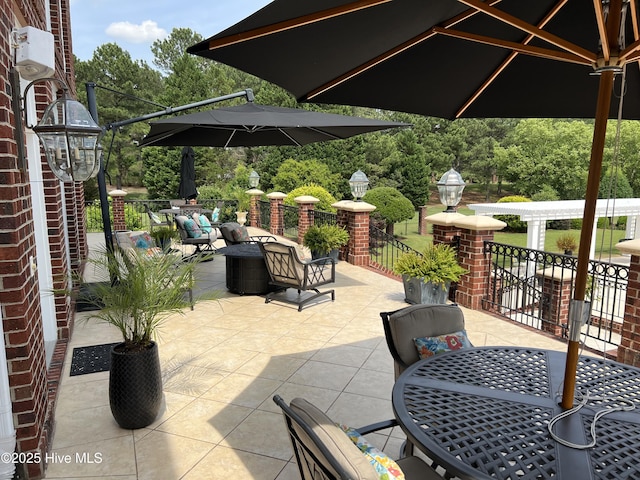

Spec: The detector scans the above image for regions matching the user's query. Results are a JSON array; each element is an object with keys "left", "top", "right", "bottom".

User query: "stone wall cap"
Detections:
[
  {"left": 616, "top": 238, "right": 640, "bottom": 255},
  {"left": 425, "top": 212, "right": 466, "bottom": 225},
  {"left": 333, "top": 200, "right": 376, "bottom": 212},
  {"left": 294, "top": 195, "right": 320, "bottom": 204},
  {"left": 267, "top": 192, "right": 287, "bottom": 199},
  {"left": 455, "top": 215, "right": 507, "bottom": 231},
  {"left": 108, "top": 189, "right": 127, "bottom": 197},
  {"left": 246, "top": 188, "right": 264, "bottom": 195}
]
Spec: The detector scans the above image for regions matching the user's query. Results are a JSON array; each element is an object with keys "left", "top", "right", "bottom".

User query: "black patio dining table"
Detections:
[{"left": 392, "top": 346, "right": 640, "bottom": 480}]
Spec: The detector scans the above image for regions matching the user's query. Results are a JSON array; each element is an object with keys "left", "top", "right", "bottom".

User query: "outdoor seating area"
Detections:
[{"left": 43, "top": 231, "right": 575, "bottom": 480}]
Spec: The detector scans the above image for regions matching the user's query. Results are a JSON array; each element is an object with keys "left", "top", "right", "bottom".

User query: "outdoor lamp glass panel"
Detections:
[
  {"left": 437, "top": 168, "right": 465, "bottom": 212},
  {"left": 349, "top": 169, "right": 369, "bottom": 200},
  {"left": 249, "top": 170, "right": 260, "bottom": 188},
  {"left": 33, "top": 96, "right": 103, "bottom": 182}
]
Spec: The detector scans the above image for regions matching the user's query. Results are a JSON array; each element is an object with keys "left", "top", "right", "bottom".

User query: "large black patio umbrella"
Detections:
[
  {"left": 188, "top": 0, "right": 640, "bottom": 408},
  {"left": 140, "top": 101, "right": 409, "bottom": 147},
  {"left": 178, "top": 146, "right": 198, "bottom": 201}
]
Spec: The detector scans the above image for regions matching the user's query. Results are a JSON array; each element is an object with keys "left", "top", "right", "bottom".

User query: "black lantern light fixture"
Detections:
[
  {"left": 249, "top": 170, "right": 260, "bottom": 188},
  {"left": 24, "top": 78, "right": 103, "bottom": 182},
  {"left": 437, "top": 168, "right": 465, "bottom": 213},
  {"left": 349, "top": 169, "right": 369, "bottom": 201}
]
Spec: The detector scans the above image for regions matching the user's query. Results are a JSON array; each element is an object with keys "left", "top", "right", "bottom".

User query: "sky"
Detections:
[{"left": 69, "top": 0, "right": 271, "bottom": 66}]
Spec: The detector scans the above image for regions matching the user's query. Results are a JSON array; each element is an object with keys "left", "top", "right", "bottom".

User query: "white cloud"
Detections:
[{"left": 105, "top": 20, "right": 168, "bottom": 44}]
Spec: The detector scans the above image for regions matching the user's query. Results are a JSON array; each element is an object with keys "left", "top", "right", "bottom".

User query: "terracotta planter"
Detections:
[{"left": 109, "top": 341, "right": 162, "bottom": 429}]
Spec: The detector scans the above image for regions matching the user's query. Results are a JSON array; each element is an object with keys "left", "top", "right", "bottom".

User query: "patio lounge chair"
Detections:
[
  {"left": 174, "top": 215, "right": 216, "bottom": 259},
  {"left": 273, "top": 395, "right": 442, "bottom": 480},
  {"left": 258, "top": 241, "right": 335, "bottom": 311},
  {"left": 144, "top": 204, "right": 172, "bottom": 231}
]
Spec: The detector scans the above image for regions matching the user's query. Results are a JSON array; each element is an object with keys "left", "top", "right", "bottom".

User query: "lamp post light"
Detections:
[
  {"left": 437, "top": 168, "right": 465, "bottom": 213},
  {"left": 349, "top": 169, "right": 369, "bottom": 201},
  {"left": 249, "top": 170, "right": 260, "bottom": 188}
]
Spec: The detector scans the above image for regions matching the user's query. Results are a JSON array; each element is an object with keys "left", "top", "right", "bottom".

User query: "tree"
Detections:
[
  {"left": 272, "top": 159, "right": 344, "bottom": 198},
  {"left": 363, "top": 187, "right": 415, "bottom": 235}
]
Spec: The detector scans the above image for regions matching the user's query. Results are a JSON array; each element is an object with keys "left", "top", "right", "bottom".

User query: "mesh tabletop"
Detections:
[{"left": 392, "top": 347, "right": 640, "bottom": 480}]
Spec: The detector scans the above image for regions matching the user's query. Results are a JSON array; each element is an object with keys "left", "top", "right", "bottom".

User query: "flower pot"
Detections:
[
  {"left": 235, "top": 211, "right": 248, "bottom": 226},
  {"left": 402, "top": 275, "right": 450, "bottom": 305},
  {"left": 311, "top": 248, "right": 339, "bottom": 264},
  {"left": 109, "top": 341, "right": 162, "bottom": 429}
]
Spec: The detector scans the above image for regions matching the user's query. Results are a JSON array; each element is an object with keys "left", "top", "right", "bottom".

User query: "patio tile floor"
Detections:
[{"left": 44, "top": 232, "right": 571, "bottom": 479}]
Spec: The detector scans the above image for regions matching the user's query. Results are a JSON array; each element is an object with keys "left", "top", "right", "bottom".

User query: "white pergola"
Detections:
[{"left": 468, "top": 198, "right": 640, "bottom": 258}]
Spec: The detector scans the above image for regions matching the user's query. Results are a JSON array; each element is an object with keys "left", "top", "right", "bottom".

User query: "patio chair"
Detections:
[
  {"left": 380, "top": 303, "right": 470, "bottom": 459},
  {"left": 258, "top": 241, "right": 335, "bottom": 311},
  {"left": 273, "top": 395, "right": 442, "bottom": 480},
  {"left": 144, "top": 204, "right": 172, "bottom": 231},
  {"left": 219, "top": 222, "right": 275, "bottom": 246},
  {"left": 174, "top": 215, "right": 217, "bottom": 260}
]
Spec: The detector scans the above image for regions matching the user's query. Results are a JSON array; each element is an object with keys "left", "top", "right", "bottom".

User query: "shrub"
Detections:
[
  {"left": 495, "top": 195, "right": 531, "bottom": 232},
  {"left": 556, "top": 233, "right": 578, "bottom": 253},
  {"left": 303, "top": 224, "right": 350, "bottom": 254},
  {"left": 363, "top": 187, "right": 415, "bottom": 226},
  {"left": 285, "top": 184, "right": 338, "bottom": 212},
  {"left": 393, "top": 243, "right": 468, "bottom": 287}
]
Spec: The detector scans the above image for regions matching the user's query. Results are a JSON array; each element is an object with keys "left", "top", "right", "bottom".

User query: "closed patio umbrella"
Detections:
[
  {"left": 178, "top": 146, "right": 198, "bottom": 201},
  {"left": 188, "top": 0, "right": 640, "bottom": 408}
]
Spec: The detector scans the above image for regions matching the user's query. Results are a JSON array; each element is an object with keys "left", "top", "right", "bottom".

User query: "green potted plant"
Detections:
[
  {"left": 556, "top": 232, "right": 578, "bottom": 255},
  {"left": 150, "top": 226, "right": 178, "bottom": 253},
  {"left": 68, "top": 247, "right": 216, "bottom": 429},
  {"left": 303, "top": 224, "right": 350, "bottom": 262},
  {"left": 393, "top": 243, "right": 468, "bottom": 304}
]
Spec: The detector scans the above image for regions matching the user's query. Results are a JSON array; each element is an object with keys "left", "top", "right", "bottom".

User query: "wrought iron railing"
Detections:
[
  {"left": 258, "top": 200, "right": 271, "bottom": 230},
  {"left": 484, "top": 242, "right": 628, "bottom": 352},
  {"left": 368, "top": 224, "right": 420, "bottom": 274}
]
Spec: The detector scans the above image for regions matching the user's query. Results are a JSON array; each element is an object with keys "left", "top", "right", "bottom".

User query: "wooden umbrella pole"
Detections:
[{"left": 561, "top": 69, "right": 615, "bottom": 409}]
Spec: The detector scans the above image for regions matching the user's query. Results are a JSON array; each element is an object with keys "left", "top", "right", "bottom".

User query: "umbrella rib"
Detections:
[
  {"left": 205, "top": 0, "right": 391, "bottom": 50},
  {"left": 457, "top": 0, "right": 596, "bottom": 63},
  {"left": 279, "top": 128, "right": 302, "bottom": 147},
  {"left": 456, "top": 0, "right": 570, "bottom": 117}
]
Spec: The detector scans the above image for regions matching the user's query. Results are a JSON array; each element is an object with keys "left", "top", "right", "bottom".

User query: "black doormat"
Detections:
[{"left": 69, "top": 343, "right": 119, "bottom": 376}]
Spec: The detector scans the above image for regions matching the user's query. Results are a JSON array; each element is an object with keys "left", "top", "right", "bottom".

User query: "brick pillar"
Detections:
[
  {"left": 418, "top": 206, "right": 428, "bottom": 235},
  {"left": 333, "top": 200, "right": 376, "bottom": 266},
  {"left": 246, "top": 188, "right": 263, "bottom": 228},
  {"left": 537, "top": 269, "right": 572, "bottom": 337},
  {"left": 615, "top": 240, "right": 640, "bottom": 366},
  {"left": 110, "top": 189, "right": 127, "bottom": 231},
  {"left": 267, "top": 192, "right": 286, "bottom": 237},
  {"left": 427, "top": 214, "right": 506, "bottom": 310},
  {"left": 295, "top": 196, "right": 319, "bottom": 245}
]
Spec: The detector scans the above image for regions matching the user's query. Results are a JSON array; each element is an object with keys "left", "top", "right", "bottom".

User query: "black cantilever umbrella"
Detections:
[
  {"left": 178, "top": 146, "right": 198, "bottom": 201},
  {"left": 140, "top": 102, "right": 409, "bottom": 147},
  {"left": 188, "top": 0, "right": 640, "bottom": 409}
]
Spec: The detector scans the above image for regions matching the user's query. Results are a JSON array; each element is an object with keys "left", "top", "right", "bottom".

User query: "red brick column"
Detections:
[
  {"left": 615, "top": 240, "right": 640, "bottom": 366},
  {"left": 427, "top": 214, "right": 506, "bottom": 309},
  {"left": 267, "top": 192, "right": 286, "bottom": 237},
  {"left": 537, "top": 269, "right": 572, "bottom": 337},
  {"left": 247, "top": 188, "right": 263, "bottom": 228},
  {"left": 418, "top": 206, "right": 428, "bottom": 235},
  {"left": 295, "top": 196, "right": 319, "bottom": 245},
  {"left": 110, "top": 190, "right": 127, "bottom": 232},
  {"left": 334, "top": 200, "right": 376, "bottom": 266}
]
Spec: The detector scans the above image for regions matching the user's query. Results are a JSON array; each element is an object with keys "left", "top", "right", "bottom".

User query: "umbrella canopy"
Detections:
[
  {"left": 178, "top": 146, "right": 198, "bottom": 201},
  {"left": 189, "top": 0, "right": 640, "bottom": 408},
  {"left": 140, "top": 102, "right": 409, "bottom": 147}
]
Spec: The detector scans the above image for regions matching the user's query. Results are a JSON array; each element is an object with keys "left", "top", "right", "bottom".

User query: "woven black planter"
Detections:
[{"left": 109, "top": 341, "right": 162, "bottom": 429}]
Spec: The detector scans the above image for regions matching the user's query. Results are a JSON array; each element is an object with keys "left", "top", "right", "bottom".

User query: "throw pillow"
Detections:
[
  {"left": 212, "top": 207, "right": 220, "bottom": 222},
  {"left": 231, "top": 225, "right": 251, "bottom": 242},
  {"left": 150, "top": 212, "right": 162, "bottom": 225},
  {"left": 414, "top": 330, "right": 472, "bottom": 359},
  {"left": 339, "top": 425, "right": 405, "bottom": 480},
  {"left": 129, "top": 232, "right": 154, "bottom": 249},
  {"left": 199, "top": 215, "right": 212, "bottom": 233},
  {"left": 183, "top": 219, "right": 202, "bottom": 238}
]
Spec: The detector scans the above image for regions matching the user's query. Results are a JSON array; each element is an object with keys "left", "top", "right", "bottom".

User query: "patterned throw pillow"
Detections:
[
  {"left": 129, "top": 232, "right": 154, "bottom": 249},
  {"left": 339, "top": 425, "right": 405, "bottom": 480},
  {"left": 199, "top": 215, "right": 212, "bottom": 233},
  {"left": 183, "top": 219, "right": 202, "bottom": 238},
  {"left": 231, "top": 226, "right": 251, "bottom": 242},
  {"left": 414, "top": 330, "right": 472, "bottom": 359}
]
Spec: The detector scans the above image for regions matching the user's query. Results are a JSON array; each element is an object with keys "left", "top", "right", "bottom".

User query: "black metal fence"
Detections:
[
  {"left": 484, "top": 242, "right": 628, "bottom": 352},
  {"left": 369, "top": 224, "right": 420, "bottom": 273}
]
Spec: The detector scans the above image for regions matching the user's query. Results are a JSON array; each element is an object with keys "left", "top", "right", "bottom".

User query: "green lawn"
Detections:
[{"left": 393, "top": 210, "right": 629, "bottom": 258}]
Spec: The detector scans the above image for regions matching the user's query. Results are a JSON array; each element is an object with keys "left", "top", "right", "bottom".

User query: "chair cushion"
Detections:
[
  {"left": 414, "top": 329, "right": 472, "bottom": 359},
  {"left": 289, "top": 398, "right": 379, "bottom": 480},
  {"left": 150, "top": 212, "right": 163, "bottom": 224},
  {"left": 183, "top": 219, "right": 202, "bottom": 238},
  {"left": 339, "top": 425, "right": 405, "bottom": 480},
  {"left": 129, "top": 232, "right": 154, "bottom": 249},
  {"left": 389, "top": 304, "right": 466, "bottom": 367}
]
